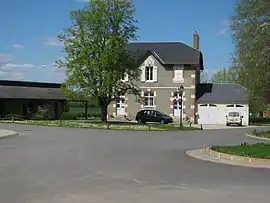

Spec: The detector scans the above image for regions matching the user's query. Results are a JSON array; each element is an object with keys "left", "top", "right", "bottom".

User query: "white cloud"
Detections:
[
  {"left": 0, "top": 53, "right": 12, "bottom": 65},
  {"left": 44, "top": 37, "right": 64, "bottom": 47},
  {"left": 12, "top": 44, "right": 24, "bottom": 49},
  {"left": 0, "top": 62, "right": 66, "bottom": 82}
]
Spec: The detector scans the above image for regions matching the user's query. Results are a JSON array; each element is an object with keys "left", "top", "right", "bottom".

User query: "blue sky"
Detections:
[{"left": 0, "top": 0, "right": 236, "bottom": 82}]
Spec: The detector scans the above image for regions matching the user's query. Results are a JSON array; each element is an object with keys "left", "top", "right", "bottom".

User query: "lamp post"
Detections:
[{"left": 178, "top": 85, "right": 184, "bottom": 130}]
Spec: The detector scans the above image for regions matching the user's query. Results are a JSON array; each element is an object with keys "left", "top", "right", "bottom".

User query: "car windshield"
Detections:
[{"left": 228, "top": 112, "right": 240, "bottom": 117}]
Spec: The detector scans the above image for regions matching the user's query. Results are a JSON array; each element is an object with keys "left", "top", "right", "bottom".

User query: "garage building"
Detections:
[{"left": 197, "top": 83, "right": 249, "bottom": 125}]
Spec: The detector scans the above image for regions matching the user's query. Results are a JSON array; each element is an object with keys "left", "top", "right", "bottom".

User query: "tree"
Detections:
[
  {"left": 57, "top": 0, "right": 140, "bottom": 122},
  {"left": 230, "top": 0, "right": 270, "bottom": 113},
  {"left": 210, "top": 67, "right": 237, "bottom": 83},
  {"left": 200, "top": 71, "right": 208, "bottom": 83}
]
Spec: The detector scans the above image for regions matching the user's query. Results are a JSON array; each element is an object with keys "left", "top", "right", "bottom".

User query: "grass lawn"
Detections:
[
  {"left": 0, "top": 119, "right": 200, "bottom": 131},
  {"left": 211, "top": 143, "right": 270, "bottom": 159},
  {"left": 252, "top": 130, "right": 270, "bottom": 139}
]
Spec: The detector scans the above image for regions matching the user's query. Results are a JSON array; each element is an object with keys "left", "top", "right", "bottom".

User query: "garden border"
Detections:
[
  {"left": 0, "top": 120, "right": 201, "bottom": 132},
  {"left": 246, "top": 133, "right": 270, "bottom": 141},
  {"left": 186, "top": 147, "right": 270, "bottom": 169}
]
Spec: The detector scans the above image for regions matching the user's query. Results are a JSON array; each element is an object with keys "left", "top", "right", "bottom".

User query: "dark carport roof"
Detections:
[
  {"left": 197, "top": 83, "right": 249, "bottom": 104},
  {"left": 127, "top": 42, "right": 203, "bottom": 69},
  {"left": 0, "top": 80, "right": 66, "bottom": 100}
]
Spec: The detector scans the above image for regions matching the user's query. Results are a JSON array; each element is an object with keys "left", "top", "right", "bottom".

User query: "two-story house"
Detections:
[
  {"left": 108, "top": 32, "right": 250, "bottom": 125},
  {"left": 108, "top": 32, "right": 202, "bottom": 123}
]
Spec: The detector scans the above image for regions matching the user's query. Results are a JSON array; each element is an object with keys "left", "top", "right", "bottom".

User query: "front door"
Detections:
[
  {"left": 116, "top": 98, "right": 125, "bottom": 116},
  {"left": 173, "top": 93, "right": 181, "bottom": 116}
]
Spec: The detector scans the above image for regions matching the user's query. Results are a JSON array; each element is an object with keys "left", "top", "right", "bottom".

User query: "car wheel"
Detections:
[
  {"left": 137, "top": 119, "right": 143, "bottom": 124},
  {"left": 160, "top": 120, "right": 165, "bottom": 124}
]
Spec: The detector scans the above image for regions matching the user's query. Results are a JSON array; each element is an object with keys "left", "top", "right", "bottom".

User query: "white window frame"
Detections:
[
  {"left": 145, "top": 66, "right": 154, "bottom": 82},
  {"left": 144, "top": 91, "right": 154, "bottom": 108},
  {"left": 173, "top": 69, "right": 184, "bottom": 83}
]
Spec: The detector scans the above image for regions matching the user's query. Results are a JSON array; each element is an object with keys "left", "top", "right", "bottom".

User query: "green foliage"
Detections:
[
  {"left": 200, "top": 71, "right": 208, "bottom": 83},
  {"left": 31, "top": 106, "right": 55, "bottom": 120},
  {"left": 4, "top": 113, "right": 23, "bottom": 121},
  {"left": 230, "top": 0, "right": 270, "bottom": 113},
  {"left": 211, "top": 143, "right": 270, "bottom": 159},
  {"left": 210, "top": 67, "right": 237, "bottom": 84},
  {"left": 56, "top": 0, "right": 140, "bottom": 122}
]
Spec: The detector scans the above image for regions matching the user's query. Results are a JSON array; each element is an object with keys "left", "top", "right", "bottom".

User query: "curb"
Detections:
[
  {"left": 0, "top": 130, "right": 19, "bottom": 140},
  {"left": 246, "top": 133, "right": 270, "bottom": 141},
  {"left": 186, "top": 147, "right": 270, "bottom": 169}
]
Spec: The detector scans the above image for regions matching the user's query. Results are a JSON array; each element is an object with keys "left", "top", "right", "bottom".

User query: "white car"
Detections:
[{"left": 226, "top": 111, "right": 243, "bottom": 126}]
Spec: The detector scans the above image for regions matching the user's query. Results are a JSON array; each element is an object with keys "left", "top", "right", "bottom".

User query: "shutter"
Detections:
[
  {"left": 179, "top": 70, "right": 183, "bottom": 80},
  {"left": 153, "top": 91, "right": 157, "bottom": 108},
  {"left": 140, "top": 66, "right": 145, "bottom": 82},
  {"left": 174, "top": 70, "right": 183, "bottom": 83},
  {"left": 140, "top": 91, "right": 144, "bottom": 104},
  {"left": 153, "top": 66, "right": 158, "bottom": 82}
]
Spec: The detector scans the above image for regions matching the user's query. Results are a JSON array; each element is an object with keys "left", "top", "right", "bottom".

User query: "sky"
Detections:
[{"left": 0, "top": 0, "right": 236, "bottom": 83}]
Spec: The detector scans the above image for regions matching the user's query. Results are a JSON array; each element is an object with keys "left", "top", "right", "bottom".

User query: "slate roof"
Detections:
[
  {"left": 0, "top": 80, "right": 66, "bottom": 100},
  {"left": 197, "top": 83, "right": 249, "bottom": 104},
  {"left": 127, "top": 42, "right": 204, "bottom": 69}
]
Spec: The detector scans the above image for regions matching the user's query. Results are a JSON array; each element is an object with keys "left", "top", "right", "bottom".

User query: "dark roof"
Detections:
[
  {"left": 0, "top": 80, "right": 61, "bottom": 88},
  {"left": 127, "top": 42, "right": 204, "bottom": 70},
  {"left": 197, "top": 83, "right": 249, "bottom": 104},
  {"left": 0, "top": 80, "right": 65, "bottom": 100}
]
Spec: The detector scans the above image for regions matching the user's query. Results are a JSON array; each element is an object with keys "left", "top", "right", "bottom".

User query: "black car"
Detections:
[{"left": 135, "top": 109, "right": 173, "bottom": 124}]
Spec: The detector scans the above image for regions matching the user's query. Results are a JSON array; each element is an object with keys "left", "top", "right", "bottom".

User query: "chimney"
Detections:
[{"left": 193, "top": 31, "right": 199, "bottom": 50}]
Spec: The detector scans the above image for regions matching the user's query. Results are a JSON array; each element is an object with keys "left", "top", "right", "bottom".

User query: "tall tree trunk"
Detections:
[{"left": 100, "top": 103, "right": 108, "bottom": 123}]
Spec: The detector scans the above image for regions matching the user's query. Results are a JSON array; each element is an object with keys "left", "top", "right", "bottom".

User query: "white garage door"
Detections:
[{"left": 198, "top": 104, "right": 218, "bottom": 124}]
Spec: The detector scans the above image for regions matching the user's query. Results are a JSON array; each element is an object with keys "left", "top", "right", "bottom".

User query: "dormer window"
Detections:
[{"left": 145, "top": 66, "right": 153, "bottom": 81}]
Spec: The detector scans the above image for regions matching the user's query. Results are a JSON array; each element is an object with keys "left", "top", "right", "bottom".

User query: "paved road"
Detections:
[{"left": 0, "top": 123, "right": 270, "bottom": 203}]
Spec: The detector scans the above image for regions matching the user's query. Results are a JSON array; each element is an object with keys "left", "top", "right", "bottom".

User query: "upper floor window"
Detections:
[
  {"left": 173, "top": 69, "right": 184, "bottom": 83},
  {"left": 141, "top": 65, "right": 157, "bottom": 82},
  {"left": 146, "top": 66, "right": 153, "bottom": 81}
]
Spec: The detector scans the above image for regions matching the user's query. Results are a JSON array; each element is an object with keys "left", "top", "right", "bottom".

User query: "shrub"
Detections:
[
  {"left": 5, "top": 113, "right": 24, "bottom": 120},
  {"left": 60, "top": 112, "right": 78, "bottom": 120}
]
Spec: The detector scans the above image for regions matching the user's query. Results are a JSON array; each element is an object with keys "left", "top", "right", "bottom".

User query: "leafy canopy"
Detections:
[
  {"left": 57, "top": 0, "right": 140, "bottom": 109},
  {"left": 230, "top": 0, "right": 270, "bottom": 112},
  {"left": 210, "top": 67, "right": 237, "bottom": 84}
]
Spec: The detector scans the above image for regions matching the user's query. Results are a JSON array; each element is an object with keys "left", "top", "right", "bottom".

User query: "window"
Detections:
[
  {"left": 209, "top": 104, "right": 217, "bottom": 107},
  {"left": 144, "top": 91, "right": 154, "bottom": 107},
  {"left": 173, "top": 69, "right": 184, "bottom": 83},
  {"left": 145, "top": 66, "right": 153, "bottom": 81},
  {"left": 236, "top": 105, "right": 244, "bottom": 107},
  {"left": 228, "top": 112, "right": 240, "bottom": 117},
  {"left": 226, "top": 104, "right": 234, "bottom": 107},
  {"left": 200, "top": 104, "right": 207, "bottom": 107}
]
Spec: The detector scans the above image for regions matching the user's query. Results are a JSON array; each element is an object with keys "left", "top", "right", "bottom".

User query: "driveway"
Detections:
[{"left": 0, "top": 123, "right": 270, "bottom": 203}]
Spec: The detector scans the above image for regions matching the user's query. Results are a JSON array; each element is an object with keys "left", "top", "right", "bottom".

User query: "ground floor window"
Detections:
[{"left": 144, "top": 91, "right": 154, "bottom": 107}]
